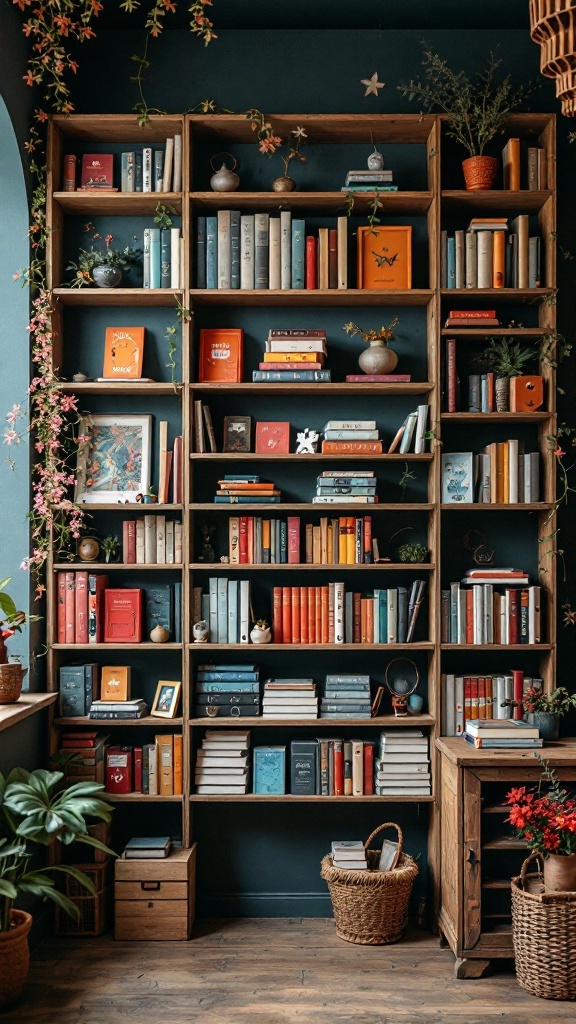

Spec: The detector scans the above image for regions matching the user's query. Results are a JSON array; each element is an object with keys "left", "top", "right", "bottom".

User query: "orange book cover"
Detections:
[
  {"left": 291, "top": 588, "right": 300, "bottom": 644},
  {"left": 322, "top": 440, "right": 383, "bottom": 454},
  {"left": 510, "top": 375, "right": 544, "bottom": 412},
  {"left": 492, "top": 232, "right": 506, "bottom": 288},
  {"left": 486, "top": 443, "right": 497, "bottom": 503},
  {"left": 103, "top": 327, "right": 145, "bottom": 380},
  {"left": 360, "top": 599, "right": 368, "bottom": 644},
  {"left": 338, "top": 518, "right": 347, "bottom": 564},
  {"left": 357, "top": 225, "right": 412, "bottom": 290},
  {"left": 199, "top": 328, "right": 244, "bottom": 383},
  {"left": 262, "top": 351, "right": 322, "bottom": 363},
  {"left": 312, "top": 526, "right": 321, "bottom": 563},
  {"left": 346, "top": 517, "right": 355, "bottom": 564},
  {"left": 262, "top": 518, "right": 271, "bottom": 556},
  {"left": 315, "top": 587, "right": 322, "bottom": 644},
  {"left": 503, "top": 137, "right": 521, "bottom": 189},
  {"left": 272, "top": 586, "right": 283, "bottom": 643},
  {"left": 470, "top": 678, "right": 479, "bottom": 720},
  {"left": 157, "top": 734, "right": 174, "bottom": 796},
  {"left": 365, "top": 599, "right": 374, "bottom": 644},
  {"left": 308, "top": 588, "right": 316, "bottom": 644},
  {"left": 499, "top": 442, "right": 509, "bottom": 503},
  {"left": 478, "top": 677, "right": 486, "bottom": 719},
  {"left": 321, "top": 586, "right": 329, "bottom": 643},
  {"left": 300, "top": 587, "right": 308, "bottom": 644},
  {"left": 282, "top": 587, "right": 292, "bottom": 646},
  {"left": 173, "top": 735, "right": 183, "bottom": 796},
  {"left": 326, "top": 523, "right": 332, "bottom": 563},
  {"left": 465, "top": 590, "right": 474, "bottom": 645}
]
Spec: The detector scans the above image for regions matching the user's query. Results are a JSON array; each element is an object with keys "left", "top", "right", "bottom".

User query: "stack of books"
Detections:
[
  {"left": 320, "top": 674, "right": 372, "bottom": 719},
  {"left": 262, "top": 679, "right": 318, "bottom": 719},
  {"left": 58, "top": 732, "right": 108, "bottom": 785},
  {"left": 331, "top": 840, "right": 368, "bottom": 870},
  {"left": 122, "top": 517, "right": 183, "bottom": 565},
  {"left": 465, "top": 719, "right": 542, "bottom": 749},
  {"left": 290, "top": 738, "right": 376, "bottom": 795},
  {"left": 142, "top": 225, "right": 183, "bottom": 289},
  {"left": 388, "top": 406, "right": 429, "bottom": 455},
  {"left": 442, "top": 671, "right": 543, "bottom": 735},
  {"left": 442, "top": 217, "right": 541, "bottom": 290},
  {"left": 314, "top": 468, "right": 378, "bottom": 505},
  {"left": 253, "top": 328, "right": 331, "bottom": 383},
  {"left": 195, "top": 730, "right": 251, "bottom": 794},
  {"left": 376, "top": 730, "right": 431, "bottom": 797},
  {"left": 321, "top": 420, "right": 382, "bottom": 456},
  {"left": 214, "top": 476, "right": 282, "bottom": 505},
  {"left": 123, "top": 837, "right": 173, "bottom": 859},
  {"left": 441, "top": 448, "right": 540, "bottom": 505},
  {"left": 204, "top": 579, "right": 252, "bottom": 644},
  {"left": 89, "top": 698, "right": 148, "bottom": 721},
  {"left": 105, "top": 737, "right": 183, "bottom": 796},
  {"left": 342, "top": 166, "right": 396, "bottom": 193},
  {"left": 442, "top": 572, "right": 541, "bottom": 645},
  {"left": 444, "top": 309, "right": 501, "bottom": 329},
  {"left": 195, "top": 664, "right": 261, "bottom": 718}
]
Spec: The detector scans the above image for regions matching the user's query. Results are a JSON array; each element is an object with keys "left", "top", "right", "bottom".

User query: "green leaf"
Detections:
[
  {"left": 0, "top": 879, "right": 17, "bottom": 899},
  {"left": 49, "top": 865, "right": 97, "bottom": 895}
]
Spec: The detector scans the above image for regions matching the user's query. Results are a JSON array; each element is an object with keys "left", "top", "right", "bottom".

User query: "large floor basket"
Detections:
[
  {"left": 320, "top": 823, "right": 418, "bottom": 945},
  {"left": 511, "top": 854, "right": 576, "bottom": 1000}
]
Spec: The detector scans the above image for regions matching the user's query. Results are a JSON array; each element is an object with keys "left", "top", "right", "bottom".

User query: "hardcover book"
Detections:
[
  {"left": 441, "top": 452, "right": 474, "bottom": 504},
  {"left": 255, "top": 422, "right": 290, "bottom": 454},
  {"left": 102, "top": 327, "right": 145, "bottom": 380},
  {"left": 253, "top": 746, "right": 286, "bottom": 794},
  {"left": 103, "top": 589, "right": 144, "bottom": 644},
  {"left": 198, "top": 328, "right": 244, "bottom": 383},
  {"left": 357, "top": 225, "right": 412, "bottom": 289},
  {"left": 100, "top": 666, "right": 131, "bottom": 702},
  {"left": 80, "top": 153, "right": 115, "bottom": 190}
]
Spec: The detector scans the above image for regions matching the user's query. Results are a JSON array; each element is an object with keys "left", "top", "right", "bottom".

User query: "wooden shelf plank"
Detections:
[
  {"left": 53, "top": 192, "right": 183, "bottom": 216},
  {"left": 188, "top": 715, "right": 435, "bottom": 728},
  {"left": 189, "top": 794, "right": 434, "bottom": 802},
  {"left": 52, "top": 643, "right": 182, "bottom": 651},
  {"left": 103, "top": 793, "right": 183, "bottom": 803},
  {"left": 441, "top": 412, "right": 551, "bottom": 423},
  {"left": 54, "top": 716, "right": 183, "bottom": 727},
  {"left": 441, "top": 189, "right": 553, "bottom": 212},
  {"left": 53, "top": 563, "right": 183, "bottom": 571},
  {"left": 190, "top": 382, "right": 435, "bottom": 396},
  {"left": 188, "top": 113, "right": 436, "bottom": 144},
  {"left": 52, "top": 288, "right": 184, "bottom": 307},
  {"left": 190, "top": 453, "right": 434, "bottom": 462},
  {"left": 440, "top": 503, "right": 551, "bottom": 511},
  {"left": 441, "top": 644, "right": 552, "bottom": 651},
  {"left": 188, "top": 642, "right": 434, "bottom": 651},
  {"left": 190, "top": 191, "right": 433, "bottom": 214},
  {"left": 440, "top": 328, "right": 546, "bottom": 337},
  {"left": 482, "top": 880, "right": 513, "bottom": 889},
  {"left": 0, "top": 693, "right": 57, "bottom": 734},
  {"left": 67, "top": 503, "right": 183, "bottom": 512},
  {"left": 189, "top": 502, "right": 434, "bottom": 512},
  {"left": 483, "top": 838, "right": 527, "bottom": 850},
  {"left": 188, "top": 562, "right": 435, "bottom": 572},
  {"left": 59, "top": 382, "right": 183, "bottom": 396},
  {"left": 52, "top": 113, "right": 184, "bottom": 141},
  {"left": 440, "top": 288, "right": 554, "bottom": 304},
  {"left": 189, "top": 288, "right": 434, "bottom": 307}
]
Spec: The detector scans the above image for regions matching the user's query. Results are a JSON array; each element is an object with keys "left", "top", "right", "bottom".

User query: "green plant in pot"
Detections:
[
  {"left": 67, "top": 228, "right": 142, "bottom": 289},
  {"left": 501, "top": 686, "right": 576, "bottom": 741},
  {"left": 398, "top": 48, "right": 528, "bottom": 190},
  {"left": 0, "top": 579, "right": 32, "bottom": 704},
  {"left": 505, "top": 761, "right": 576, "bottom": 892},
  {"left": 474, "top": 337, "right": 535, "bottom": 411},
  {"left": 0, "top": 768, "right": 113, "bottom": 1007}
]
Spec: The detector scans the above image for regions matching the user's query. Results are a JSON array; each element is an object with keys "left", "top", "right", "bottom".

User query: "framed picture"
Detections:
[
  {"left": 441, "top": 452, "right": 474, "bottom": 504},
  {"left": 151, "top": 680, "right": 182, "bottom": 719},
  {"left": 199, "top": 328, "right": 244, "bottom": 383},
  {"left": 357, "top": 225, "right": 412, "bottom": 290},
  {"left": 74, "top": 414, "right": 152, "bottom": 504},
  {"left": 223, "top": 415, "right": 251, "bottom": 453},
  {"left": 255, "top": 421, "right": 290, "bottom": 454}
]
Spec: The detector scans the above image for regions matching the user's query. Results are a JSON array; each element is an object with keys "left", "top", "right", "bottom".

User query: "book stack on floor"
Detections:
[
  {"left": 442, "top": 670, "right": 543, "bottom": 735},
  {"left": 123, "top": 837, "right": 173, "bottom": 859},
  {"left": 342, "top": 165, "right": 396, "bottom": 193},
  {"left": 331, "top": 840, "right": 368, "bottom": 870},
  {"left": 195, "top": 730, "right": 250, "bottom": 794},
  {"left": 465, "top": 719, "right": 542, "bottom": 749},
  {"left": 321, "top": 419, "right": 382, "bottom": 456},
  {"left": 204, "top": 579, "right": 252, "bottom": 644},
  {"left": 320, "top": 675, "right": 372, "bottom": 719},
  {"left": 442, "top": 218, "right": 541, "bottom": 289},
  {"left": 387, "top": 406, "right": 429, "bottom": 455},
  {"left": 122, "top": 517, "right": 183, "bottom": 565},
  {"left": 90, "top": 698, "right": 148, "bottom": 720},
  {"left": 142, "top": 224, "right": 183, "bottom": 289},
  {"left": 214, "top": 476, "right": 282, "bottom": 505},
  {"left": 59, "top": 732, "right": 108, "bottom": 785},
  {"left": 376, "top": 730, "right": 431, "bottom": 797},
  {"left": 253, "top": 328, "right": 331, "bottom": 383},
  {"left": 314, "top": 469, "right": 378, "bottom": 505},
  {"left": 104, "top": 737, "right": 183, "bottom": 796},
  {"left": 291, "top": 738, "right": 376, "bottom": 796},
  {"left": 195, "top": 664, "right": 261, "bottom": 718},
  {"left": 262, "top": 679, "right": 318, "bottom": 719},
  {"left": 442, "top": 571, "right": 541, "bottom": 645}
]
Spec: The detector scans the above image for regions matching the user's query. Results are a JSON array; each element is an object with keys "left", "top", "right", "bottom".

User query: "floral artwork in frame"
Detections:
[{"left": 74, "top": 414, "right": 152, "bottom": 503}]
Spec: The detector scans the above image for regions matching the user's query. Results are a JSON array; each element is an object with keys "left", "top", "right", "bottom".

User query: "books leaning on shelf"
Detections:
[
  {"left": 195, "top": 730, "right": 251, "bottom": 794},
  {"left": 105, "top": 736, "right": 183, "bottom": 795},
  {"left": 214, "top": 476, "right": 282, "bottom": 505},
  {"left": 122, "top": 517, "right": 183, "bottom": 564},
  {"left": 331, "top": 841, "right": 368, "bottom": 870},
  {"left": 320, "top": 675, "right": 371, "bottom": 719},
  {"left": 66, "top": 137, "right": 182, "bottom": 194},
  {"left": 143, "top": 224, "right": 183, "bottom": 289},
  {"left": 465, "top": 719, "right": 542, "bottom": 749},
  {"left": 254, "top": 328, "right": 332, "bottom": 382},
  {"left": 441, "top": 218, "right": 541, "bottom": 290},
  {"left": 441, "top": 671, "right": 543, "bottom": 735},
  {"left": 196, "top": 211, "right": 348, "bottom": 290},
  {"left": 441, "top": 576, "right": 541, "bottom": 645},
  {"left": 441, "top": 447, "right": 540, "bottom": 504},
  {"left": 376, "top": 730, "right": 431, "bottom": 796},
  {"left": 195, "top": 664, "right": 261, "bottom": 718},
  {"left": 228, "top": 513, "right": 375, "bottom": 564},
  {"left": 292, "top": 739, "right": 376, "bottom": 796},
  {"left": 387, "top": 406, "right": 429, "bottom": 455},
  {"left": 263, "top": 679, "right": 318, "bottom": 719}
]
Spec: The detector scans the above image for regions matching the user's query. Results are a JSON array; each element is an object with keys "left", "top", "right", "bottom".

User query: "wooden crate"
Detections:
[
  {"left": 56, "top": 860, "right": 112, "bottom": 937},
  {"left": 114, "top": 844, "right": 196, "bottom": 940}
]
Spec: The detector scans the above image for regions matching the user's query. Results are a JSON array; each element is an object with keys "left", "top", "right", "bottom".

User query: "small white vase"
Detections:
[{"left": 250, "top": 625, "right": 271, "bottom": 644}]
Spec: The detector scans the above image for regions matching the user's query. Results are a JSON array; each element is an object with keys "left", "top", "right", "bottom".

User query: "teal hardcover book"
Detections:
[{"left": 253, "top": 746, "right": 286, "bottom": 794}]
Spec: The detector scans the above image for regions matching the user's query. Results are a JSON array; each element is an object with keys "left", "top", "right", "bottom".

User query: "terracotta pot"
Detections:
[
  {"left": 495, "top": 376, "right": 510, "bottom": 412},
  {"left": 0, "top": 665, "right": 28, "bottom": 704},
  {"left": 0, "top": 633, "right": 7, "bottom": 666},
  {"left": 544, "top": 852, "right": 576, "bottom": 893},
  {"left": 0, "top": 910, "right": 32, "bottom": 1008},
  {"left": 462, "top": 155, "right": 498, "bottom": 191},
  {"left": 358, "top": 339, "right": 399, "bottom": 376},
  {"left": 272, "top": 176, "right": 296, "bottom": 193}
]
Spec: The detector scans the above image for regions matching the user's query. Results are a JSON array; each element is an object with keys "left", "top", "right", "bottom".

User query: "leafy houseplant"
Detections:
[
  {"left": 67, "top": 229, "right": 142, "bottom": 288},
  {"left": 475, "top": 337, "right": 535, "bottom": 411},
  {"left": 0, "top": 768, "right": 113, "bottom": 1007},
  {"left": 398, "top": 48, "right": 528, "bottom": 190},
  {"left": 501, "top": 686, "right": 576, "bottom": 741},
  {"left": 0, "top": 579, "right": 33, "bottom": 705},
  {"left": 505, "top": 762, "right": 576, "bottom": 891},
  {"left": 397, "top": 542, "right": 429, "bottom": 564},
  {"left": 101, "top": 535, "right": 120, "bottom": 564}
]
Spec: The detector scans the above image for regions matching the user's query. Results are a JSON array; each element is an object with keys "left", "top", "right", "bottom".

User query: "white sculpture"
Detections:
[{"left": 295, "top": 427, "right": 319, "bottom": 454}]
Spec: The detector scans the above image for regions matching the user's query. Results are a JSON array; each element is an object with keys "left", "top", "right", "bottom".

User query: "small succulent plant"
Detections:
[{"left": 398, "top": 542, "right": 429, "bottom": 564}]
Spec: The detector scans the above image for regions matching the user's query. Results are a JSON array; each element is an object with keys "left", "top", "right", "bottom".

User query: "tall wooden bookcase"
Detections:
[{"left": 44, "top": 112, "right": 557, "bottom": 914}]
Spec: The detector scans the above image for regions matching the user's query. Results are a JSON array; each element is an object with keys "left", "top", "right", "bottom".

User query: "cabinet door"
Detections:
[{"left": 463, "top": 769, "right": 482, "bottom": 949}]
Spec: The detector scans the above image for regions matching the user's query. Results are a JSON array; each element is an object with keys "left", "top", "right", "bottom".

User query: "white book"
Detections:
[
  {"left": 155, "top": 515, "right": 166, "bottom": 564},
  {"left": 267, "top": 338, "right": 327, "bottom": 354},
  {"left": 473, "top": 585, "right": 483, "bottom": 644},
  {"left": 337, "top": 215, "right": 348, "bottom": 289},
  {"left": 165, "top": 520, "right": 175, "bottom": 564},
  {"left": 529, "top": 585, "right": 541, "bottom": 644},
  {"left": 500, "top": 602, "right": 507, "bottom": 648},
  {"left": 373, "top": 591, "right": 380, "bottom": 644},
  {"left": 334, "top": 581, "right": 345, "bottom": 644},
  {"left": 208, "top": 577, "right": 218, "bottom": 642},
  {"left": 523, "top": 454, "right": 532, "bottom": 502},
  {"left": 269, "top": 217, "right": 281, "bottom": 290},
  {"left": 135, "top": 519, "right": 145, "bottom": 565},
  {"left": 227, "top": 579, "right": 238, "bottom": 645},
  {"left": 504, "top": 590, "right": 512, "bottom": 645},
  {"left": 455, "top": 229, "right": 465, "bottom": 289},
  {"left": 386, "top": 589, "right": 397, "bottom": 643},
  {"left": 217, "top": 578, "right": 228, "bottom": 644},
  {"left": 455, "top": 676, "right": 464, "bottom": 735},
  {"left": 180, "top": 237, "right": 185, "bottom": 288},
  {"left": 413, "top": 404, "right": 429, "bottom": 454},
  {"left": 195, "top": 784, "right": 248, "bottom": 794},
  {"left": 375, "top": 763, "right": 430, "bottom": 774},
  {"left": 217, "top": 210, "right": 231, "bottom": 289},
  {"left": 148, "top": 745, "right": 158, "bottom": 795},
  {"left": 444, "top": 673, "right": 455, "bottom": 736},
  {"left": 170, "top": 228, "right": 181, "bottom": 289},
  {"left": 162, "top": 137, "right": 174, "bottom": 193},
  {"left": 239, "top": 579, "right": 250, "bottom": 644},
  {"left": 144, "top": 515, "right": 156, "bottom": 564},
  {"left": 376, "top": 786, "right": 431, "bottom": 795},
  {"left": 399, "top": 411, "right": 418, "bottom": 454},
  {"left": 240, "top": 215, "right": 254, "bottom": 290},
  {"left": 172, "top": 134, "right": 182, "bottom": 192},
  {"left": 204, "top": 730, "right": 250, "bottom": 742},
  {"left": 483, "top": 583, "right": 493, "bottom": 644},
  {"left": 324, "top": 429, "right": 379, "bottom": 441},
  {"left": 508, "top": 439, "right": 519, "bottom": 503},
  {"left": 529, "top": 452, "right": 540, "bottom": 502},
  {"left": 174, "top": 522, "right": 183, "bottom": 564},
  {"left": 465, "top": 231, "right": 477, "bottom": 288},
  {"left": 280, "top": 210, "right": 291, "bottom": 289},
  {"left": 477, "top": 231, "right": 493, "bottom": 288},
  {"left": 325, "top": 420, "right": 376, "bottom": 430},
  {"left": 143, "top": 148, "right": 153, "bottom": 193},
  {"left": 312, "top": 496, "right": 375, "bottom": 505},
  {"left": 195, "top": 766, "right": 248, "bottom": 775},
  {"left": 143, "top": 228, "right": 151, "bottom": 288}
]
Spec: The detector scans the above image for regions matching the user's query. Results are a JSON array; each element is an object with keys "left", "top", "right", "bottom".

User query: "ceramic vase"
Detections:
[
  {"left": 532, "top": 711, "right": 560, "bottom": 742},
  {"left": 250, "top": 624, "right": 271, "bottom": 644},
  {"left": 358, "top": 339, "right": 398, "bottom": 376},
  {"left": 543, "top": 852, "right": 576, "bottom": 892},
  {"left": 462, "top": 155, "right": 498, "bottom": 191},
  {"left": 92, "top": 265, "right": 122, "bottom": 288},
  {"left": 272, "top": 176, "right": 296, "bottom": 193},
  {"left": 150, "top": 624, "right": 170, "bottom": 644}
]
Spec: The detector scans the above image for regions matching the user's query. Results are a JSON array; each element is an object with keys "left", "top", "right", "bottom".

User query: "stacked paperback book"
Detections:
[
  {"left": 376, "top": 730, "right": 431, "bottom": 797},
  {"left": 195, "top": 730, "right": 250, "bottom": 794},
  {"left": 342, "top": 165, "right": 396, "bottom": 193},
  {"left": 442, "top": 217, "right": 541, "bottom": 289},
  {"left": 465, "top": 719, "right": 542, "bottom": 749},
  {"left": 214, "top": 476, "right": 282, "bottom": 505},
  {"left": 321, "top": 419, "right": 382, "bottom": 456},
  {"left": 254, "top": 328, "right": 331, "bottom": 383},
  {"left": 314, "top": 469, "right": 377, "bottom": 505},
  {"left": 90, "top": 698, "right": 147, "bottom": 721},
  {"left": 320, "top": 675, "right": 372, "bottom": 719},
  {"left": 442, "top": 670, "right": 543, "bottom": 736},
  {"left": 142, "top": 225, "right": 183, "bottom": 289},
  {"left": 442, "top": 570, "right": 540, "bottom": 645},
  {"left": 195, "top": 664, "right": 261, "bottom": 718},
  {"left": 441, "top": 448, "right": 540, "bottom": 504},
  {"left": 262, "top": 679, "right": 318, "bottom": 719},
  {"left": 331, "top": 841, "right": 368, "bottom": 870}
]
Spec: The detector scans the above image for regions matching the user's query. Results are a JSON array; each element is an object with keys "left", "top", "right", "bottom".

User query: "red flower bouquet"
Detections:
[{"left": 505, "top": 764, "right": 576, "bottom": 856}]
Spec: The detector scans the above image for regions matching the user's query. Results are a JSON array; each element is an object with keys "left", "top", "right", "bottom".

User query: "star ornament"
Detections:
[{"left": 361, "top": 72, "right": 385, "bottom": 97}]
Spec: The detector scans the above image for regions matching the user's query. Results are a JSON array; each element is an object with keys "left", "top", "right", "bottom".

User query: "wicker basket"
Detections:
[
  {"left": 55, "top": 861, "right": 111, "bottom": 937},
  {"left": 512, "top": 853, "right": 576, "bottom": 1000},
  {"left": 320, "top": 822, "right": 418, "bottom": 945}
]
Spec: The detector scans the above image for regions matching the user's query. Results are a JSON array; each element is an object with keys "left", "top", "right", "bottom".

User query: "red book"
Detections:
[
  {"left": 272, "top": 586, "right": 283, "bottom": 643},
  {"left": 328, "top": 228, "right": 338, "bottom": 289},
  {"left": 122, "top": 521, "right": 129, "bottom": 563},
  {"left": 65, "top": 572, "right": 75, "bottom": 645},
  {"left": 487, "top": 372, "right": 495, "bottom": 412},
  {"left": 239, "top": 517, "right": 249, "bottom": 564},
  {"left": 80, "top": 153, "right": 115, "bottom": 190},
  {"left": 512, "top": 669, "right": 524, "bottom": 720},
  {"left": 287, "top": 517, "right": 300, "bottom": 564},
  {"left": 133, "top": 747, "right": 143, "bottom": 793},
  {"left": 321, "top": 586, "right": 329, "bottom": 644},
  {"left": 328, "top": 582, "right": 334, "bottom": 643},
  {"left": 103, "top": 589, "right": 143, "bottom": 644},
  {"left": 75, "top": 572, "right": 89, "bottom": 645},
  {"left": 345, "top": 374, "right": 412, "bottom": 383},
  {"left": 363, "top": 516, "right": 372, "bottom": 563},
  {"left": 62, "top": 153, "right": 77, "bottom": 191},
  {"left": 305, "top": 236, "right": 317, "bottom": 289},
  {"left": 282, "top": 587, "right": 292, "bottom": 646},
  {"left": 365, "top": 599, "right": 374, "bottom": 645},
  {"left": 300, "top": 587, "right": 308, "bottom": 644},
  {"left": 508, "top": 589, "right": 519, "bottom": 644},
  {"left": 57, "top": 572, "right": 66, "bottom": 644},
  {"left": 353, "top": 592, "right": 361, "bottom": 644},
  {"left": 172, "top": 436, "right": 183, "bottom": 504},
  {"left": 447, "top": 337, "right": 457, "bottom": 412},
  {"left": 291, "top": 588, "right": 300, "bottom": 644},
  {"left": 259, "top": 361, "right": 323, "bottom": 371},
  {"left": 465, "top": 590, "right": 474, "bottom": 645},
  {"left": 88, "top": 574, "right": 108, "bottom": 644},
  {"left": 464, "top": 677, "right": 472, "bottom": 722},
  {"left": 333, "top": 740, "right": 344, "bottom": 796},
  {"left": 247, "top": 517, "right": 254, "bottom": 564},
  {"left": 449, "top": 309, "right": 497, "bottom": 319},
  {"left": 314, "top": 587, "right": 322, "bottom": 645},
  {"left": 105, "top": 746, "right": 133, "bottom": 794},
  {"left": 255, "top": 421, "right": 290, "bottom": 455},
  {"left": 363, "top": 743, "right": 375, "bottom": 795},
  {"left": 470, "top": 677, "right": 479, "bottom": 719},
  {"left": 485, "top": 676, "right": 493, "bottom": 719}
]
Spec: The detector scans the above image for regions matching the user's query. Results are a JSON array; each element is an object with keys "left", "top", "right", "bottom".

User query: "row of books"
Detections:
[
  {"left": 56, "top": 576, "right": 181, "bottom": 644},
  {"left": 225, "top": 513, "right": 376, "bottom": 564},
  {"left": 441, "top": 217, "right": 541, "bottom": 290},
  {"left": 105, "top": 738, "right": 183, "bottom": 794},
  {"left": 441, "top": 448, "right": 540, "bottom": 505},
  {"left": 441, "top": 574, "right": 541, "bottom": 645},
  {"left": 441, "top": 672, "right": 543, "bottom": 736},
  {"left": 63, "top": 140, "right": 182, "bottom": 193},
  {"left": 121, "top": 517, "right": 183, "bottom": 564},
  {"left": 502, "top": 139, "right": 547, "bottom": 191},
  {"left": 213, "top": 476, "right": 282, "bottom": 506},
  {"left": 142, "top": 227, "right": 183, "bottom": 289},
  {"left": 196, "top": 212, "right": 348, "bottom": 290}
]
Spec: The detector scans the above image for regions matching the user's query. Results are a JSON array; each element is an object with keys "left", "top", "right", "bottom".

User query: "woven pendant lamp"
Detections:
[{"left": 530, "top": 0, "right": 576, "bottom": 115}]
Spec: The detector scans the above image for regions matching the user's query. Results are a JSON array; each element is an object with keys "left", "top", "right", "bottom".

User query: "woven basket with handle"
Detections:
[
  {"left": 512, "top": 852, "right": 576, "bottom": 1000},
  {"left": 320, "top": 822, "right": 418, "bottom": 945}
]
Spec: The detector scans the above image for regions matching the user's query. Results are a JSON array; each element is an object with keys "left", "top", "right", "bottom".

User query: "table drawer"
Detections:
[{"left": 115, "top": 880, "right": 188, "bottom": 900}]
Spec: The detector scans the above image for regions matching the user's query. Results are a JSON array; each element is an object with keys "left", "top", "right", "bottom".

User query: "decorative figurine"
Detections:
[
  {"left": 408, "top": 693, "right": 424, "bottom": 715},
  {"left": 295, "top": 427, "right": 319, "bottom": 454},
  {"left": 72, "top": 372, "right": 89, "bottom": 383},
  {"left": 193, "top": 620, "right": 210, "bottom": 643},
  {"left": 210, "top": 153, "right": 240, "bottom": 192},
  {"left": 150, "top": 624, "right": 170, "bottom": 644},
  {"left": 198, "top": 522, "right": 216, "bottom": 563},
  {"left": 367, "top": 145, "right": 385, "bottom": 171},
  {"left": 76, "top": 535, "right": 101, "bottom": 562},
  {"left": 250, "top": 619, "right": 272, "bottom": 644},
  {"left": 385, "top": 658, "right": 420, "bottom": 717}
]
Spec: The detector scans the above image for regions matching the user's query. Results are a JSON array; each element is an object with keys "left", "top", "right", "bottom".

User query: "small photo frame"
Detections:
[
  {"left": 223, "top": 415, "right": 251, "bottom": 453},
  {"left": 75, "top": 414, "right": 152, "bottom": 504},
  {"left": 151, "top": 680, "right": 182, "bottom": 718}
]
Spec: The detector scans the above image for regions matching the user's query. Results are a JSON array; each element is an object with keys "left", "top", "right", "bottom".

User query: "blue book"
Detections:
[
  {"left": 447, "top": 236, "right": 456, "bottom": 289},
  {"left": 206, "top": 216, "right": 218, "bottom": 289},
  {"left": 173, "top": 581, "right": 182, "bottom": 643},
  {"left": 201, "top": 592, "right": 210, "bottom": 626},
  {"left": 160, "top": 228, "right": 171, "bottom": 288},
  {"left": 253, "top": 746, "right": 286, "bottom": 795},
  {"left": 146, "top": 583, "right": 174, "bottom": 637},
  {"left": 223, "top": 475, "right": 260, "bottom": 482},
  {"left": 280, "top": 521, "right": 287, "bottom": 563},
  {"left": 464, "top": 735, "right": 543, "bottom": 748},
  {"left": 378, "top": 590, "right": 388, "bottom": 646},
  {"left": 213, "top": 495, "right": 281, "bottom": 504},
  {"left": 84, "top": 663, "right": 98, "bottom": 710},
  {"left": 230, "top": 210, "right": 240, "bottom": 289},
  {"left": 197, "top": 663, "right": 257, "bottom": 671},
  {"left": 217, "top": 578, "right": 228, "bottom": 644},
  {"left": 208, "top": 577, "right": 218, "bottom": 642},
  {"left": 59, "top": 665, "right": 85, "bottom": 717},
  {"left": 291, "top": 219, "right": 305, "bottom": 289},
  {"left": 134, "top": 153, "right": 143, "bottom": 192},
  {"left": 196, "top": 681, "right": 260, "bottom": 694},
  {"left": 149, "top": 227, "right": 161, "bottom": 288},
  {"left": 228, "top": 579, "right": 238, "bottom": 644},
  {"left": 397, "top": 586, "right": 408, "bottom": 644},
  {"left": 252, "top": 370, "right": 332, "bottom": 382},
  {"left": 196, "top": 216, "right": 206, "bottom": 288},
  {"left": 197, "top": 671, "right": 260, "bottom": 681}
]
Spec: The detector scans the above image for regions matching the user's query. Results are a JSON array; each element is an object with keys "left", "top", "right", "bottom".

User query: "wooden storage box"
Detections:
[
  {"left": 114, "top": 844, "right": 196, "bottom": 940},
  {"left": 56, "top": 860, "right": 112, "bottom": 937}
]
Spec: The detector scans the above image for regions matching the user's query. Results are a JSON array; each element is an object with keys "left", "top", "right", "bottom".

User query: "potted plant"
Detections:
[
  {"left": 505, "top": 762, "right": 576, "bottom": 892},
  {"left": 501, "top": 686, "right": 576, "bottom": 741},
  {"left": 0, "top": 579, "right": 30, "bottom": 704},
  {"left": 398, "top": 48, "right": 528, "bottom": 190},
  {"left": 100, "top": 535, "right": 120, "bottom": 564},
  {"left": 67, "top": 229, "right": 142, "bottom": 288},
  {"left": 475, "top": 337, "right": 535, "bottom": 411},
  {"left": 246, "top": 110, "right": 307, "bottom": 192},
  {"left": 343, "top": 318, "right": 400, "bottom": 375},
  {"left": 0, "top": 767, "right": 113, "bottom": 1007}
]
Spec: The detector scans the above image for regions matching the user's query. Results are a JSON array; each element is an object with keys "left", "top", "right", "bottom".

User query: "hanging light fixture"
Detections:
[{"left": 530, "top": 0, "right": 576, "bottom": 115}]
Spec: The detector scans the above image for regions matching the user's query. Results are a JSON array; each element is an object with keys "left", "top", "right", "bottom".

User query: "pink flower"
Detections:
[
  {"left": 554, "top": 446, "right": 565, "bottom": 458},
  {"left": 3, "top": 429, "right": 20, "bottom": 446}
]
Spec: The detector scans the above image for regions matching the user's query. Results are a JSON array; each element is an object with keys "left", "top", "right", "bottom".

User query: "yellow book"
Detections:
[
  {"left": 345, "top": 517, "right": 355, "bottom": 564},
  {"left": 320, "top": 517, "right": 328, "bottom": 564},
  {"left": 156, "top": 734, "right": 174, "bottom": 796},
  {"left": 262, "top": 351, "right": 323, "bottom": 363},
  {"left": 312, "top": 526, "right": 321, "bottom": 564},
  {"left": 173, "top": 734, "right": 183, "bottom": 796},
  {"left": 338, "top": 518, "right": 347, "bottom": 564},
  {"left": 327, "top": 524, "right": 333, "bottom": 564}
]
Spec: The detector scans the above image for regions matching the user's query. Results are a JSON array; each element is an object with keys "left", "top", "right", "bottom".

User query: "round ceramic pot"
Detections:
[
  {"left": 150, "top": 624, "right": 170, "bottom": 644},
  {"left": 250, "top": 626, "right": 271, "bottom": 644},
  {"left": 0, "top": 665, "right": 28, "bottom": 704},
  {"left": 92, "top": 265, "right": 122, "bottom": 288},
  {"left": 544, "top": 852, "right": 576, "bottom": 892},
  {"left": 358, "top": 339, "right": 398, "bottom": 376},
  {"left": 77, "top": 536, "right": 100, "bottom": 562},
  {"left": 532, "top": 711, "right": 560, "bottom": 742},
  {"left": 462, "top": 155, "right": 498, "bottom": 191},
  {"left": 495, "top": 376, "right": 510, "bottom": 412},
  {"left": 0, "top": 910, "right": 32, "bottom": 1008},
  {"left": 272, "top": 176, "right": 296, "bottom": 193}
]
